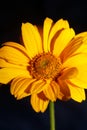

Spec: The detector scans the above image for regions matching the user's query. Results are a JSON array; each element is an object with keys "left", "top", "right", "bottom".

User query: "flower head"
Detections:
[{"left": 0, "top": 17, "right": 87, "bottom": 112}]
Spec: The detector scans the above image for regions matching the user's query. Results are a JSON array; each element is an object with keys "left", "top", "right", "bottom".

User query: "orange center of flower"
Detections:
[{"left": 30, "top": 53, "right": 61, "bottom": 79}]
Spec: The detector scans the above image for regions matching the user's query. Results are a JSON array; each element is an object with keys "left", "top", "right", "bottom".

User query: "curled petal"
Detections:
[
  {"left": 60, "top": 67, "right": 78, "bottom": 80},
  {"left": 69, "top": 64, "right": 87, "bottom": 89},
  {"left": 58, "top": 79, "right": 71, "bottom": 101}
]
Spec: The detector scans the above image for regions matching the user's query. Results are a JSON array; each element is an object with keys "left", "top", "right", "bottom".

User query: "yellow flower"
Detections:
[{"left": 0, "top": 17, "right": 87, "bottom": 112}]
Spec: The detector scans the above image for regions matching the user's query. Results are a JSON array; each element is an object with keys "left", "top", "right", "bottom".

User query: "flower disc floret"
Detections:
[{"left": 30, "top": 53, "right": 62, "bottom": 79}]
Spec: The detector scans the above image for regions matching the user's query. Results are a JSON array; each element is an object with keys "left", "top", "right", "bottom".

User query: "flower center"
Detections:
[{"left": 30, "top": 53, "right": 61, "bottom": 79}]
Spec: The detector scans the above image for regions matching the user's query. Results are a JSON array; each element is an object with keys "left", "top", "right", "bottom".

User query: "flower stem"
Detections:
[{"left": 49, "top": 101, "right": 55, "bottom": 130}]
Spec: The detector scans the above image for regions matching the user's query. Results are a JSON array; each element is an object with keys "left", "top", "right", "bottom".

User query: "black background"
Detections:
[{"left": 0, "top": 0, "right": 87, "bottom": 130}]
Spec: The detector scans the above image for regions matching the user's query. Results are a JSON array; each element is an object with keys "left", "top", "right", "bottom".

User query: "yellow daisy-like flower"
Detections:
[{"left": 0, "top": 17, "right": 87, "bottom": 112}]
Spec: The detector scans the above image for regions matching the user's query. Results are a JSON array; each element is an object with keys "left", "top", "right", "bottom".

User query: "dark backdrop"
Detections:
[{"left": 0, "top": 0, "right": 87, "bottom": 130}]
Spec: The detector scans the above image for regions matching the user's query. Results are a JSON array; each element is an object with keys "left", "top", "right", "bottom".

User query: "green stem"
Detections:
[{"left": 49, "top": 101, "right": 55, "bottom": 130}]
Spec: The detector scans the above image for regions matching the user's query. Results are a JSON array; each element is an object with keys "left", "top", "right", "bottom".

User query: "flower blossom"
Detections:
[{"left": 0, "top": 17, "right": 87, "bottom": 112}]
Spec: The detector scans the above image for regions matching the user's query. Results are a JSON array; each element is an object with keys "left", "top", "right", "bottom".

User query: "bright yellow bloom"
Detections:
[{"left": 0, "top": 17, "right": 87, "bottom": 112}]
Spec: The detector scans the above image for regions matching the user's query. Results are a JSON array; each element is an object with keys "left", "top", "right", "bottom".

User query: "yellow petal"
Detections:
[
  {"left": 43, "top": 80, "right": 60, "bottom": 101},
  {"left": 43, "top": 85, "right": 55, "bottom": 101},
  {"left": 43, "top": 17, "right": 53, "bottom": 52},
  {"left": 0, "top": 68, "right": 30, "bottom": 84},
  {"left": 53, "top": 28, "right": 75, "bottom": 57},
  {"left": 0, "top": 58, "right": 28, "bottom": 69},
  {"left": 67, "top": 82, "right": 85, "bottom": 102},
  {"left": 16, "top": 92, "right": 29, "bottom": 100},
  {"left": 30, "top": 94, "right": 49, "bottom": 112},
  {"left": 3, "top": 42, "right": 30, "bottom": 58},
  {"left": 63, "top": 53, "right": 87, "bottom": 68},
  {"left": 34, "top": 25, "right": 43, "bottom": 53},
  {"left": 0, "top": 44, "right": 29, "bottom": 66},
  {"left": 48, "top": 18, "right": 69, "bottom": 50},
  {"left": 48, "top": 19, "right": 69, "bottom": 50},
  {"left": 10, "top": 77, "right": 35, "bottom": 99},
  {"left": 22, "top": 22, "right": 42, "bottom": 58},
  {"left": 69, "top": 64, "right": 87, "bottom": 89}
]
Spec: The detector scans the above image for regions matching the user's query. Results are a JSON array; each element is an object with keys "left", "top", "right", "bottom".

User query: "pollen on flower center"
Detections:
[{"left": 29, "top": 53, "right": 62, "bottom": 79}]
